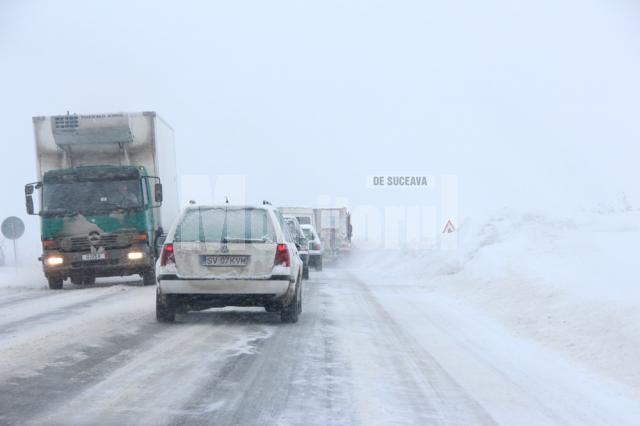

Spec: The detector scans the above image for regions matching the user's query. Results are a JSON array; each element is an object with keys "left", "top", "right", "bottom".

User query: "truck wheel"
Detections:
[
  {"left": 302, "top": 264, "right": 309, "bottom": 280},
  {"left": 82, "top": 273, "right": 96, "bottom": 286},
  {"left": 281, "top": 281, "right": 301, "bottom": 323},
  {"left": 315, "top": 256, "right": 323, "bottom": 271},
  {"left": 48, "top": 277, "right": 63, "bottom": 290},
  {"left": 142, "top": 269, "right": 156, "bottom": 286},
  {"left": 70, "top": 275, "right": 83, "bottom": 285},
  {"left": 156, "top": 291, "right": 175, "bottom": 322}
]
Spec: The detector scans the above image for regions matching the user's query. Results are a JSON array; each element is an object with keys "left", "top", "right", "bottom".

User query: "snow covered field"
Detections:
[{"left": 351, "top": 208, "right": 640, "bottom": 401}]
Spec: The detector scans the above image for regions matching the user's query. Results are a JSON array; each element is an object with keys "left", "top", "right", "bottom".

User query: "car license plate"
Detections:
[
  {"left": 201, "top": 255, "right": 249, "bottom": 267},
  {"left": 82, "top": 253, "right": 107, "bottom": 261}
]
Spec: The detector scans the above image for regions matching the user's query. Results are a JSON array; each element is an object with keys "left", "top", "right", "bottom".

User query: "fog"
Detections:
[{"left": 1, "top": 0, "right": 639, "bottom": 253}]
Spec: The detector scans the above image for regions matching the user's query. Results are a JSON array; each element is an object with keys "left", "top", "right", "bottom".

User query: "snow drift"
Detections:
[{"left": 349, "top": 207, "right": 640, "bottom": 396}]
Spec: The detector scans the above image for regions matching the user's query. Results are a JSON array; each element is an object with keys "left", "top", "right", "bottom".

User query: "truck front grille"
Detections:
[{"left": 60, "top": 233, "right": 134, "bottom": 252}]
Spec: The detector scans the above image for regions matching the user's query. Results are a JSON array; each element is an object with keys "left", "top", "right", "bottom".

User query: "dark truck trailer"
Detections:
[{"left": 25, "top": 112, "right": 178, "bottom": 289}]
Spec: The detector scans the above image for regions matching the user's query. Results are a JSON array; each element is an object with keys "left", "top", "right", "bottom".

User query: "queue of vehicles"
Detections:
[
  {"left": 279, "top": 206, "right": 353, "bottom": 262},
  {"left": 23, "top": 111, "right": 351, "bottom": 324}
]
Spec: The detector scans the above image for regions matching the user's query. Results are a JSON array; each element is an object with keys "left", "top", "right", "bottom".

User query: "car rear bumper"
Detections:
[{"left": 158, "top": 275, "right": 291, "bottom": 296}]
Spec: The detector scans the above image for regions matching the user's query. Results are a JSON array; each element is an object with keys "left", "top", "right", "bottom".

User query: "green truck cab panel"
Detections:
[
  {"left": 41, "top": 210, "right": 150, "bottom": 240},
  {"left": 40, "top": 165, "right": 156, "bottom": 242}
]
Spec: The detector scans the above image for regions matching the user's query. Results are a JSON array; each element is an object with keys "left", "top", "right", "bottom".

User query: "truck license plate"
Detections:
[
  {"left": 82, "top": 253, "right": 107, "bottom": 261},
  {"left": 201, "top": 255, "right": 249, "bottom": 267}
]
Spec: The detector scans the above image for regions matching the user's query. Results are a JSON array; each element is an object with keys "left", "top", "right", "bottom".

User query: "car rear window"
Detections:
[
  {"left": 302, "top": 228, "right": 313, "bottom": 239},
  {"left": 284, "top": 220, "right": 297, "bottom": 236},
  {"left": 174, "top": 208, "right": 276, "bottom": 242}
]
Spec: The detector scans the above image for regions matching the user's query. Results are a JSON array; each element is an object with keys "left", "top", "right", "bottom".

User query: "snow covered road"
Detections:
[{"left": 1, "top": 266, "right": 639, "bottom": 425}]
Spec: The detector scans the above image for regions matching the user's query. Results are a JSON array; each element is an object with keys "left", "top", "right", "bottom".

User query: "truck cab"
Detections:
[{"left": 29, "top": 165, "right": 162, "bottom": 288}]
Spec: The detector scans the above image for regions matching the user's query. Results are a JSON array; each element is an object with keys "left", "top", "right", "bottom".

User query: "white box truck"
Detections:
[
  {"left": 25, "top": 112, "right": 179, "bottom": 289},
  {"left": 279, "top": 207, "right": 317, "bottom": 228},
  {"left": 314, "top": 207, "right": 352, "bottom": 257}
]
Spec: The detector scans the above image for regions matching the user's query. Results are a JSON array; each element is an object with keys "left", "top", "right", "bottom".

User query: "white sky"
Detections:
[{"left": 1, "top": 0, "right": 639, "bottom": 249}]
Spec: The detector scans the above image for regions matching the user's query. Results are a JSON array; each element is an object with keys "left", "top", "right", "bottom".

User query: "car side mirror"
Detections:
[
  {"left": 25, "top": 184, "right": 34, "bottom": 196},
  {"left": 154, "top": 183, "right": 163, "bottom": 203},
  {"left": 26, "top": 195, "right": 34, "bottom": 215}
]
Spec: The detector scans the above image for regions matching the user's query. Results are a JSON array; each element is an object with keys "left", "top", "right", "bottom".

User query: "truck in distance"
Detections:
[
  {"left": 314, "top": 207, "right": 352, "bottom": 258},
  {"left": 279, "top": 207, "right": 316, "bottom": 229}
]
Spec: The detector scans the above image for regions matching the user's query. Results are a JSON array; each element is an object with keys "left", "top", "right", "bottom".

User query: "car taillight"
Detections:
[
  {"left": 274, "top": 243, "right": 290, "bottom": 267},
  {"left": 313, "top": 242, "right": 321, "bottom": 250},
  {"left": 160, "top": 243, "right": 175, "bottom": 266}
]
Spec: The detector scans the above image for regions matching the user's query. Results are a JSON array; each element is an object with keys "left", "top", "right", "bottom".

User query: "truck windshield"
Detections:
[{"left": 42, "top": 179, "right": 143, "bottom": 214}]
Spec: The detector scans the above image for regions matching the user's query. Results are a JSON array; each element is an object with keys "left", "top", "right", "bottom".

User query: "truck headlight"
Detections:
[
  {"left": 127, "top": 251, "right": 144, "bottom": 260},
  {"left": 46, "top": 255, "right": 64, "bottom": 266}
]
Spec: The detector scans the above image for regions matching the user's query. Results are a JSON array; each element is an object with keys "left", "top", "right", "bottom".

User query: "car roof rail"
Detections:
[{"left": 262, "top": 200, "right": 272, "bottom": 205}]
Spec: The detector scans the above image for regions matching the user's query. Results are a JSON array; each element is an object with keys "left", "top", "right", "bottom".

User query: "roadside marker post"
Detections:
[{"left": 1, "top": 216, "right": 25, "bottom": 267}]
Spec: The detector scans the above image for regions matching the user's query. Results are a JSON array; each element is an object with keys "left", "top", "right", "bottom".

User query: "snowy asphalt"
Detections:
[{"left": 1, "top": 266, "right": 639, "bottom": 425}]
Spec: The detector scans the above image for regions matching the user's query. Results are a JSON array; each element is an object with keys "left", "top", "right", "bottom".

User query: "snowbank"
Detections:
[
  {"left": 0, "top": 265, "right": 48, "bottom": 290},
  {"left": 349, "top": 208, "right": 640, "bottom": 396}
]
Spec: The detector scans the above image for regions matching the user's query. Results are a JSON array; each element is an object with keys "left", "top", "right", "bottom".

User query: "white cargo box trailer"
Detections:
[
  {"left": 314, "top": 207, "right": 352, "bottom": 256},
  {"left": 279, "top": 207, "right": 317, "bottom": 228}
]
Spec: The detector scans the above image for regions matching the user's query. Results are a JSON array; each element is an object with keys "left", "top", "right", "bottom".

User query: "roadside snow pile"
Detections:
[
  {"left": 353, "top": 208, "right": 640, "bottom": 301},
  {"left": 350, "top": 208, "right": 640, "bottom": 395},
  {"left": 0, "top": 264, "right": 47, "bottom": 289}
]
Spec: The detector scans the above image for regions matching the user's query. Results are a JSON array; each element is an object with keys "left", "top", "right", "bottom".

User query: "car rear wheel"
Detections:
[
  {"left": 302, "top": 264, "right": 309, "bottom": 280},
  {"left": 48, "top": 277, "right": 63, "bottom": 290},
  {"left": 315, "top": 256, "right": 323, "bottom": 271},
  {"left": 156, "top": 291, "right": 175, "bottom": 323},
  {"left": 281, "top": 281, "right": 301, "bottom": 323}
]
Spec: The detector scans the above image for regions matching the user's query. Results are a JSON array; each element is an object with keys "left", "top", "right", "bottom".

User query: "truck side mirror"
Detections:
[
  {"left": 26, "top": 195, "right": 34, "bottom": 215},
  {"left": 154, "top": 183, "right": 163, "bottom": 203},
  {"left": 25, "top": 184, "right": 34, "bottom": 195}
]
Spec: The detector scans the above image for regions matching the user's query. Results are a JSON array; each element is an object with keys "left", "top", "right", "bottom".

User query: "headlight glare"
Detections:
[
  {"left": 46, "top": 256, "right": 64, "bottom": 266},
  {"left": 127, "top": 251, "right": 144, "bottom": 260}
]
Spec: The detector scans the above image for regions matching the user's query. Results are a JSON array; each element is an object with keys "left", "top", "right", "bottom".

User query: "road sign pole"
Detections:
[{"left": 2, "top": 216, "right": 26, "bottom": 271}]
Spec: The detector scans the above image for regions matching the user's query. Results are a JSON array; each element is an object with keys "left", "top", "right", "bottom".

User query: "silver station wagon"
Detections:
[{"left": 156, "top": 203, "right": 304, "bottom": 323}]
